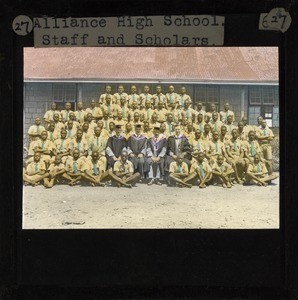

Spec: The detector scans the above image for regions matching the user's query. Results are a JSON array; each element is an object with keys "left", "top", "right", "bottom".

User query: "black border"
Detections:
[{"left": 1, "top": 0, "right": 298, "bottom": 298}]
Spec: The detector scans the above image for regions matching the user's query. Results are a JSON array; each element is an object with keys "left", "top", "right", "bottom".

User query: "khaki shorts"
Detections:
[{"left": 260, "top": 144, "right": 272, "bottom": 160}]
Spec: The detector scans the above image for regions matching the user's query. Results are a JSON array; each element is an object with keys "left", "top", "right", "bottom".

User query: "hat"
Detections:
[
  {"left": 153, "top": 124, "right": 160, "bottom": 130},
  {"left": 114, "top": 122, "right": 123, "bottom": 128},
  {"left": 134, "top": 122, "right": 143, "bottom": 127}
]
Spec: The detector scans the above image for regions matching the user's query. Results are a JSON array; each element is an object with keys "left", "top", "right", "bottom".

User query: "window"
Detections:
[
  {"left": 206, "top": 86, "right": 219, "bottom": 104},
  {"left": 52, "top": 83, "right": 77, "bottom": 102},
  {"left": 249, "top": 86, "right": 262, "bottom": 104},
  {"left": 195, "top": 85, "right": 207, "bottom": 104},
  {"left": 262, "top": 86, "right": 274, "bottom": 104}
]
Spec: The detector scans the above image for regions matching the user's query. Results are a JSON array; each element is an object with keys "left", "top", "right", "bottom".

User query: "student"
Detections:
[
  {"left": 242, "top": 116, "right": 254, "bottom": 136},
  {"left": 123, "top": 122, "right": 134, "bottom": 140},
  {"left": 67, "top": 112, "right": 80, "bottom": 130},
  {"left": 130, "top": 111, "right": 142, "bottom": 127},
  {"left": 182, "top": 121, "right": 195, "bottom": 143},
  {"left": 81, "top": 122, "right": 93, "bottom": 143},
  {"left": 209, "top": 111, "right": 223, "bottom": 132},
  {"left": 101, "top": 94, "right": 116, "bottom": 119},
  {"left": 152, "top": 85, "right": 167, "bottom": 108},
  {"left": 106, "top": 124, "right": 127, "bottom": 168},
  {"left": 113, "top": 85, "right": 128, "bottom": 105},
  {"left": 52, "top": 112, "right": 65, "bottom": 133},
  {"left": 99, "top": 85, "right": 113, "bottom": 105},
  {"left": 127, "top": 124, "right": 147, "bottom": 179},
  {"left": 168, "top": 154, "right": 192, "bottom": 188},
  {"left": 189, "top": 129, "right": 205, "bottom": 156},
  {"left": 205, "top": 103, "right": 219, "bottom": 122},
  {"left": 85, "top": 99, "right": 102, "bottom": 121},
  {"left": 184, "top": 151, "right": 212, "bottom": 188},
  {"left": 245, "top": 154, "right": 278, "bottom": 186},
  {"left": 181, "top": 99, "right": 196, "bottom": 122},
  {"left": 46, "top": 121, "right": 59, "bottom": 142},
  {"left": 60, "top": 102, "right": 73, "bottom": 123},
  {"left": 165, "top": 85, "right": 179, "bottom": 109},
  {"left": 168, "top": 102, "right": 182, "bottom": 123},
  {"left": 85, "top": 112, "right": 97, "bottom": 131},
  {"left": 43, "top": 102, "right": 60, "bottom": 124},
  {"left": 44, "top": 155, "right": 65, "bottom": 188},
  {"left": 164, "top": 112, "right": 175, "bottom": 137},
  {"left": 139, "top": 85, "right": 153, "bottom": 107},
  {"left": 128, "top": 85, "right": 140, "bottom": 107},
  {"left": 68, "top": 129, "right": 89, "bottom": 158},
  {"left": 205, "top": 130, "right": 226, "bottom": 165},
  {"left": 256, "top": 119, "right": 274, "bottom": 175},
  {"left": 28, "top": 117, "right": 46, "bottom": 142},
  {"left": 108, "top": 121, "right": 116, "bottom": 137},
  {"left": 23, "top": 152, "right": 47, "bottom": 186},
  {"left": 219, "top": 125, "right": 231, "bottom": 145},
  {"left": 178, "top": 86, "right": 192, "bottom": 108},
  {"left": 237, "top": 121, "right": 248, "bottom": 141},
  {"left": 195, "top": 102, "right": 206, "bottom": 118},
  {"left": 112, "top": 150, "right": 141, "bottom": 187},
  {"left": 211, "top": 154, "right": 234, "bottom": 188},
  {"left": 64, "top": 149, "right": 85, "bottom": 186},
  {"left": 80, "top": 150, "right": 106, "bottom": 187},
  {"left": 141, "top": 99, "right": 154, "bottom": 122},
  {"left": 243, "top": 130, "right": 262, "bottom": 164},
  {"left": 65, "top": 120, "right": 77, "bottom": 139},
  {"left": 225, "top": 128, "right": 248, "bottom": 184},
  {"left": 53, "top": 129, "right": 71, "bottom": 164},
  {"left": 75, "top": 101, "right": 86, "bottom": 124},
  {"left": 114, "top": 96, "right": 130, "bottom": 121},
  {"left": 225, "top": 115, "right": 236, "bottom": 134},
  {"left": 220, "top": 102, "right": 235, "bottom": 123},
  {"left": 33, "top": 130, "right": 55, "bottom": 167},
  {"left": 154, "top": 100, "right": 168, "bottom": 123},
  {"left": 194, "top": 113, "right": 205, "bottom": 133},
  {"left": 128, "top": 100, "right": 142, "bottom": 122},
  {"left": 201, "top": 123, "right": 212, "bottom": 143},
  {"left": 88, "top": 126, "right": 108, "bottom": 170},
  {"left": 146, "top": 124, "right": 167, "bottom": 185},
  {"left": 149, "top": 113, "right": 160, "bottom": 129}
]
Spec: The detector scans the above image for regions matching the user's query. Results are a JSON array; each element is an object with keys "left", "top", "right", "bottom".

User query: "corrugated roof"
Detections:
[{"left": 24, "top": 47, "right": 278, "bottom": 83}]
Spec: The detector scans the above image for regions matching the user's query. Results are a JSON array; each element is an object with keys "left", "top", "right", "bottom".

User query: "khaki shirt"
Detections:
[
  {"left": 43, "top": 110, "right": 60, "bottom": 123},
  {"left": 226, "top": 138, "right": 244, "bottom": 156},
  {"left": 219, "top": 110, "right": 235, "bottom": 123},
  {"left": 60, "top": 110, "right": 73, "bottom": 122},
  {"left": 181, "top": 108, "right": 196, "bottom": 121},
  {"left": 68, "top": 138, "right": 89, "bottom": 155},
  {"left": 154, "top": 108, "right": 168, "bottom": 123},
  {"left": 139, "top": 93, "right": 153, "bottom": 106},
  {"left": 34, "top": 139, "right": 55, "bottom": 153},
  {"left": 190, "top": 161, "right": 211, "bottom": 175},
  {"left": 212, "top": 161, "right": 232, "bottom": 173},
  {"left": 82, "top": 157, "right": 105, "bottom": 175},
  {"left": 114, "top": 160, "right": 134, "bottom": 173},
  {"left": 85, "top": 107, "right": 103, "bottom": 119},
  {"left": 54, "top": 138, "right": 71, "bottom": 154},
  {"left": 53, "top": 121, "right": 65, "bottom": 133},
  {"left": 75, "top": 110, "right": 86, "bottom": 124},
  {"left": 178, "top": 94, "right": 192, "bottom": 107},
  {"left": 89, "top": 135, "right": 107, "bottom": 156},
  {"left": 166, "top": 92, "right": 179, "bottom": 105},
  {"left": 256, "top": 127, "right": 274, "bottom": 144},
  {"left": 207, "top": 140, "right": 225, "bottom": 156},
  {"left": 247, "top": 161, "right": 268, "bottom": 175},
  {"left": 99, "top": 93, "right": 114, "bottom": 105},
  {"left": 190, "top": 139, "right": 206, "bottom": 153},
  {"left": 242, "top": 140, "right": 262, "bottom": 158},
  {"left": 47, "top": 130, "right": 60, "bottom": 142},
  {"left": 113, "top": 92, "right": 129, "bottom": 105},
  {"left": 169, "top": 161, "right": 189, "bottom": 174},
  {"left": 152, "top": 93, "right": 167, "bottom": 107},
  {"left": 209, "top": 120, "right": 223, "bottom": 132},
  {"left": 114, "top": 105, "right": 130, "bottom": 120},
  {"left": 48, "top": 162, "right": 65, "bottom": 172},
  {"left": 65, "top": 157, "right": 85, "bottom": 174},
  {"left": 26, "top": 160, "right": 46, "bottom": 175},
  {"left": 28, "top": 125, "right": 46, "bottom": 136},
  {"left": 128, "top": 93, "right": 140, "bottom": 106}
]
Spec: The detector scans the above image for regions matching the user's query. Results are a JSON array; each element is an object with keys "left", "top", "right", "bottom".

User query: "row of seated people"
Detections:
[{"left": 24, "top": 119, "right": 278, "bottom": 188}]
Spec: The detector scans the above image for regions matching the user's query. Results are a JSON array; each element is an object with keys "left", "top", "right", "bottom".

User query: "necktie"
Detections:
[
  {"left": 215, "top": 142, "right": 218, "bottom": 153},
  {"left": 133, "top": 94, "right": 135, "bottom": 101},
  {"left": 66, "top": 111, "right": 69, "bottom": 121},
  {"left": 122, "top": 107, "right": 126, "bottom": 118},
  {"left": 169, "top": 123, "right": 172, "bottom": 133},
  {"left": 170, "top": 95, "right": 172, "bottom": 103},
  {"left": 225, "top": 111, "right": 228, "bottom": 120},
  {"left": 36, "top": 125, "right": 39, "bottom": 133},
  {"left": 186, "top": 109, "right": 189, "bottom": 119},
  {"left": 50, "top": 132, "right": 53, "bottom": 141},
  {"left": 41, "top": 141, "right": 45, "bottom": 149},
  {"left": 180, "top": 96, "right": 184, "bottom": 107},
  {"left": 147, "top": 110, "right": 149, "bottom": 120},
  {"left": 215, "top": 123, "right": 218, "bottom": 131},
  {"left": 233, "top": 141, "right": 237, "bottom": 152},
  {"left": 257, "top": 163, "right": 261, "bottom": 173},
  {"left": 93, "top": 163, "right": 98, "bottom": 175},
  {"left": 96, "top": 137, "right": 99, "bottom": 146},
  {"left": 77, "top": 142, "right": 80, "bottom": 151},
  {"left": 59, "top": 140, "right": 64, "bottom": 151},
  {"left": 263, "top": 129, "right": 266, "bottom": 136},
  {"left": 146, "top": 94, "right": 148, "bottom": 101},
  {"left": 199, "top": 124, "right": 202, "bottom": 131},
  {"left": 250, "top": 142, "right": 255, "bottom": 156},
  {"left": 197, "top": 141, "right": 201, "bottom": 151},
  {"left": 220, "top": 164, "right": 225, "bottom": 172},
  {"left": 34, "top": 163, "right": 38, "bottom": 172},
  {"left": 177, "top": 165, "right": 181, "bottom": 173},
  {"left": 79, "top": 111, "right": 81, "bottom": 121},
  {"left": 73, "top": 161, "right": 78, "bottom": 173},
  {"left": 199, "top": 164, "right": 205, "bottom": 177},
  {"left": 52, "top": 111, "right": 54, "bottom": 119},
  {"left": 68, "top": 130, "right": 71, "bottom": 137}
]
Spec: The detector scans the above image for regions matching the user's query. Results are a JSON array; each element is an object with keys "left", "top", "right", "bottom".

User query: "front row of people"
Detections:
[{"left": 23, "top": 141, "right": 278, "bottom": 189}]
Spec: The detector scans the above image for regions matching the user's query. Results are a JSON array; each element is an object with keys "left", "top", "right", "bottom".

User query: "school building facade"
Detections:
[{"left": 23, "top": 47, "right": 279, "bottom": 143}]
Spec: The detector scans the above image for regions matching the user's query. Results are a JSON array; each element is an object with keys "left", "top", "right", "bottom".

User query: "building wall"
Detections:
[{"left": 23, "top": 82, "right": 277, "bottom": 147}]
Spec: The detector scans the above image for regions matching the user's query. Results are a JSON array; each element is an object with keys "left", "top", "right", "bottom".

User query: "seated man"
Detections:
[
  {"left": 47, "top": 121, "right": 59, "bottom": 142},
  {"left": 43, "top": 102, "right": 60, "bottom": 124},
  {"left": 106, "top": 124, "right": 127, "bottom": 169},
  {"left": 53, "top": 129, "right": 71, "bottom": 164},
  {"left": 23, "top": 152, "right": 47, "bottom": 186},
  {"left": 211, "top": 154, "right": 234, "bottom": 188},
  {"left": 245, "top": 154, "right": 278, "bottom": 186},
  {"left": 65, "top": 120, "right": 77, "bottom": 139},
  {"left": 44, "top": 155, "right": 66, "bottom": 188},
  {"left": 112, "top": 150, "right": 141, "bottom": 188},
  {"left": 205, "top": 130, "right": 226, "bottom": 165},
  {"left": 127, "top": 124, "right": 147, "bottom": 179},
  {"left": 64, "top": 149, "right": 85, "bottom": 186},
  {"left": 80, "top": 150, "right": 106, "bottom": 187},
  {"left": 88, "top": 126, "right": 107, "bottom": 170},
  {"left": 146, "top": 124, "right": 167, "bottom": 185},
  {"left": 28, "top": 117, "right": 46, "bottom": 142},
  {"left": 183, "top": 151, "right": 212, "bottom": 188},
  {"left": 168, "top": 154, "right": 192, "bottom": 188},
  {"left": 178, "top": 86, "right": 192, "bottom": 108},
  {"left": 165, "top": 124, "right": 191, "bottom": 174},
  {"left": 85, "top": 99, "right": 103, "bottom": 121}
]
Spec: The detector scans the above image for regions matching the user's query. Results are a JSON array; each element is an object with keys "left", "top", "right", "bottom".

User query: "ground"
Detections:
[{"left": 23, "top": 175, "right": 279, "bottom": 229}]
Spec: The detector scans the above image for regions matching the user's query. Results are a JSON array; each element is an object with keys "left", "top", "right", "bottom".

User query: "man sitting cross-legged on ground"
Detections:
[
  {"left": 44, "top": 155, "right": 66, "bottom": 188},
  {"left": 211, "top": 154, "right": 234, "bottom": 188},
  {"left": 183, "top": 151, "right": 212, "bottom": 188},
  {"left": 23, "top": 152, "right": 48, "bottom": 186},
  {"left": 64, "top": 149, "right": 85, "bottom": 186},
  {"left": 80, "top": 150, "right": 106, "bottom": 187},
  {"left": 112, "top": 150, "right": 141, "bottom": 188},
  {"left": 245, "top": 154, "right": 278, "bottom": 187},
  {"left": 168, "top": 154, "right": 192, "bottom": 188}
]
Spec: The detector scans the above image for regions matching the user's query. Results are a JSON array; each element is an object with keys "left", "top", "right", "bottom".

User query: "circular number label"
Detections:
[{"left": 12, "top": 15, "right": 33, "bottom": 36}]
